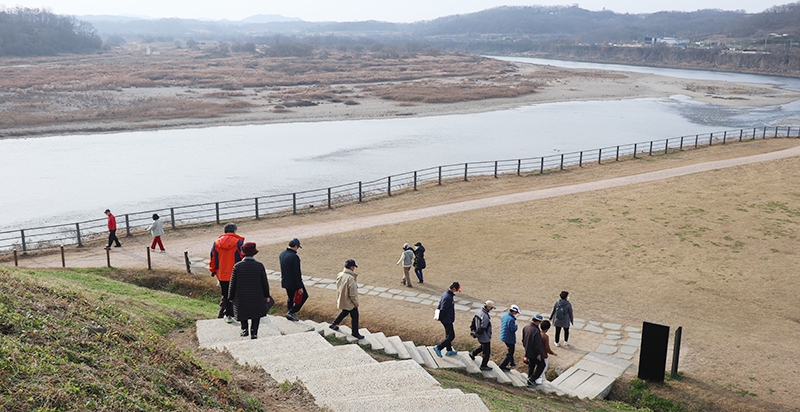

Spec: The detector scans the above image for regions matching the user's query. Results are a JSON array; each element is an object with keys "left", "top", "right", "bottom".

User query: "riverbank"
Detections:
[{"left": 2, "top": 48, "right": 799, "bottom": 138}]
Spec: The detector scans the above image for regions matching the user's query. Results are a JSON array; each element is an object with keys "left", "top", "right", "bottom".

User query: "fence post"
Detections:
[
  {"left": 170, "top": 208, "right": 176, "bottom": 229},
  {"left": 494, "top": 161, "right": 498, "bottom": 178},
  {"left": 255, "top": 198, "right": 260, "bottom": 219},
  {"left": 634, "top": 143, "right": 637, "bottom": 159},
  {"left": 76, "top": 223, "right": 82, "bottom": 247},
  {"left": 13, "top": 250, "right": 18, "bottom": 266},
  {"left": 215, "top": 203, "right": 220, "bottom": 224},
  {"left": 125, "top": 214, "right": 131, "bottom": 237},
  {"left": 598, "top": 148, "right": 602, "bottom": 165},
  {"left": 664, "top": 139, "right": 669, "bottom": 155},
  {"left": 649, "top": 141, "right": 653, "bottom": 155},
  {"left": 106, "top": 247, "right": 111, "bottom": 268},
  {"left": 723, "top": 131, "right": 727, "bottom": 144},
  {"left": 671, "top": 326, "right": 683, "bottom": 378},
  {"left": 61, "top": 246, "right": 65, "bottom": 268},
  {"left": 739, "top": 129, "right": 743, "bottom": 142},
  {"left": 147, "top": 247, "right": 152, "bottom": 270},
  {"left": 680, "top": 136, "right": 684, "bottom": 150},
  {"left": 762, "top": 127, "right": 766, "bottom": 138},
  {"left": 752, "top": 128, "right": 756, "bottom": 140},
  {"left": 438, "top": 166, "right": 442, "bottom": 185},
  {"left": 388, "top": 176, "right": 392, "bottom": 196},
  {"left": 695, "top": 134, "right": 699, "bottom": 148},
  {"left": 358, "top": 182, "right": 362, "bottom": 202},
  {"left": 540, "top": 157, "right": 544, "bottom": 174},
  {"left": 517, "top": 159, "right": 521, "bottom": 176},
  {"left": 616, "top": 146, "right": 620, "bottom": 161},
  {"left": 20, "top": 230, "right": 26, "bottom": 253},
  {"left": 774, "top": 126, "right": 779, "bottom": 138},
  {"left": 579, "top": 151, "right": 583, "bottom": 167},
  {"left": 327, "top": 188, "right": 332, "bottom": 208},
  {"left": 292, "top": 194, "right": 297, "bottom": 214},
  {"left": 414, "top": 171, "right": 418, "bottom": 190},
  {"left": 464, "top": 163, "right": 468, "bottom": 181},
  {"left": 709, "top": 133, "right": 714, "bottom": 146},
  {"left": 560, "top": 154, "right": 564, "bottom": 170}
]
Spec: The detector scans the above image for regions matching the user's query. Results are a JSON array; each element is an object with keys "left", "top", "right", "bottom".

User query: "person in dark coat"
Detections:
[
  {"left": 228, "top": 242, "right": 272, "bottom": 339},
  {"left": 413, "top": 242, "right": 426, "bottom": 283},
  {"left": 522, "top": 314, "right": 546, "bottom": 387},
  {"left": 279, "top": 238, "right": 306, "bottom": 322},
  {"left": 550, "top": 290, "right": 574, "bottom": 346},
  {"left": 433, "top": 281, "right": 460, "bottom": 357}
]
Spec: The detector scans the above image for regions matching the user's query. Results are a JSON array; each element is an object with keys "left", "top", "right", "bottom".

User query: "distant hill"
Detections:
[{"left": 240, "top": 14, "right": 302, "bottom": 23}]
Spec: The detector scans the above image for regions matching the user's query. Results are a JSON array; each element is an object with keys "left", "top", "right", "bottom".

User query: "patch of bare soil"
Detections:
[{"left": 169, "top": 326, "right": 323, "bottom": 411}]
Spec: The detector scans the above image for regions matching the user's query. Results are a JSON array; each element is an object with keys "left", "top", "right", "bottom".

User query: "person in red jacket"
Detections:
[
  {"left": 209, "top": 223, "right": 244, "bottom": 323},
  {"left": 104, "top": 209, "right": 122, "bottom": 249}
]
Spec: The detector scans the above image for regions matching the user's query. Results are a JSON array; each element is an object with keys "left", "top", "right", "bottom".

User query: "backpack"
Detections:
[
  {"left": 555, "top": 305, "right": 566, "bottom": 320},
  {"left": 469, "top": 314, "right": 482, "bottom": 338}
]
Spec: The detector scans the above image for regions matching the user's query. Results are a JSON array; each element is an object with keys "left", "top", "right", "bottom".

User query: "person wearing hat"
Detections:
[
  {"left": 396, "top": 243, "right": 415, "bottom": 287},
  {"left": 522, "top": 314, "right": 546, "bottom": 387},
  {"left": 104, "top": 209, "right": 122, "bottom": 249},
  {"left": 329, "top": 259, "right": 364, "bottom": 339},
  {"left": 280, "top": 238, "right": 307, "bottom": 322},
  {"left": 498, "top": 304, "right": 520, "bottom": 371},
  {"left": 209, "top": 223, "right": 244, "bottom": 323},
  {"left": 469, "top": 300, "right": 495, "bottom": 371},
  {"left": 228, "top": 242, "right": 273, "bottom": 339},
  {"left": 433, "top": 282, "right": 461, "bottom": 357},
  {"left": 413, "top": 242, "right": 426, "bottom": 283}
]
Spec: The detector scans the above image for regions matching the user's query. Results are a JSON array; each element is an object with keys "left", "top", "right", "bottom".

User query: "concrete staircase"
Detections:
[{"left": 197, "top": 314, "right": 631, "bottom": 409}]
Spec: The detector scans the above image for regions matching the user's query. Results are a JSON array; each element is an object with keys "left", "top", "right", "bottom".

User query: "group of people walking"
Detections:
[
  {"left": 103, "top": 209, "right": 166, "bottom": 252},
  {"left": 396, "top": 242, "right": 426, "bottom": 287},
  {"left": 434, "top": 284, "right": 574, "bottom": 388}
]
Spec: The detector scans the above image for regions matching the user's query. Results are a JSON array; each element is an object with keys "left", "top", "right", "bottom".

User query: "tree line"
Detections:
[{"left": 0, "top": 7, "right": 102, "bottom": 56}]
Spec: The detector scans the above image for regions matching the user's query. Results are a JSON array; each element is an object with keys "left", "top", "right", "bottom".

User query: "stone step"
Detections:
[
  {"left": 456, "top": 351, "right": 481, "bottom": 374},
  {"left": 298, "top": 359, "right": 441, "bottom": 404},
  {"left": 318, "top": 321, "right": 351, "bottom": 341},
  {"left": 402, "top": 341, "right": 424, "bottom": 364},
  {"left": 416, "top": 345, "right": 439, "bottom": 369},
  {"left": 554, "top": 367, "right": 617, "bottom": 399},
  {"left": 582, "top": 352, "right": 632, "bottom": 375},
  {"left": 504, "top": 369, "right": 528, "bottom": 387},
  {"left": 386, "top": 335, "right": 411, "bottom": 359},
  {"left": 252, "top": 344, "right": 378, "bottom": 383},
  {"left": 422, "top": 346, "right": 466, "bottom": 370},
  {"left": 196, "top": 317, "right": 280, "bottom": 350},
  {"left": 356, "top": 328, "right": 385, "bottom": 351},
  {"left": 224, "top": 331, "right": 332, "bottom": 366},
  {"left": 474, "top": 359, "right": 511, "bottom": 384},
  {"left": 324, "top": 389, "right": 489, "bottom": 412},
  {"left": 268, "top": 314, "right": 315, "bottom": 335},
  {"left": 371, "top": 332, "right": 397, "bottom": 355},
  {"left": 332, "top": 324, "right": 361, "bottom": 343}
]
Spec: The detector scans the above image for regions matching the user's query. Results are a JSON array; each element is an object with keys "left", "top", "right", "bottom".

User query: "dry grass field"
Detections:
[{"left": 251, "top": 138, "right": 799, "bottom": 411}]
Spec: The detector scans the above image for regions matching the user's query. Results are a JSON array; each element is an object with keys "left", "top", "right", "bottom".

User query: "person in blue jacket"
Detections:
[
  {"left": 433, "top": 282, "right": 460, "bottom": 357},
  {"left": 498, "top": 304, "right": 520, "bottom": 370}
]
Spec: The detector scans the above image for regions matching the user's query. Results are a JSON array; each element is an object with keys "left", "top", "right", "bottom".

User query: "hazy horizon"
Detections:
[{"left": 3, "top": 1, "right": 787, "bottom": 23}]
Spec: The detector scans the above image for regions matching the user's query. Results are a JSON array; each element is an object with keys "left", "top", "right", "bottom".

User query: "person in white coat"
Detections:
[
  {"left": 396, "top": 243, "right": 414, "bottom": 288},
  {"left": 146, "top": 213, "right": 165, "bottom": 252}
]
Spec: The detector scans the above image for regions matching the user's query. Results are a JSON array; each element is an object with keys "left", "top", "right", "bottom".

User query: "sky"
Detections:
[{"left": 2, "top": 1, "right": 786, "bottom": 22}]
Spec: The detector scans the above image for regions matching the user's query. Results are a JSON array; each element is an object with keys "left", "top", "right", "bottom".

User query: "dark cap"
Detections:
[
  {"left": 345, "top": 259, "right": 357, "bottom": 268},
  {"left": 104, "top": 209, "right": 111, "bottom": 213},
  {"left": 289, "top": 238, "right": 302, "bottom": 248},
  {"left": 414, "top": 242, "right": 422, "bottom": 246},
  {"left": 449, "top": 281, "right": 461, "bottom": 292},
  {"left": 242, "top": 242, "right": 258, "bottom": 256}
]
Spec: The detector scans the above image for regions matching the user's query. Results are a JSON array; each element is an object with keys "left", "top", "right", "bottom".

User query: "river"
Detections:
[{"left": 2, "top": 57, "right": 799, "bottom": 230}]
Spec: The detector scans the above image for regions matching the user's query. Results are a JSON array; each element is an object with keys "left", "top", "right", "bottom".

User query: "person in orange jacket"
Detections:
[{"left": 209, "top": 223, "right": 244, "bottom": 322}]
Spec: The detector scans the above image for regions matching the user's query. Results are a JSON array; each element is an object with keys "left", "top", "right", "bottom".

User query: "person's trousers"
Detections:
[
  {"left": 498, "top": 342, "right": 515, "bottom": 369},
  {"left": 414, "top": 268, "right": 424, "bottom": 282},
  {"left": 471, "top": 342, "right": 491, "bottom": 367},
  {"left": 107, "top": 229, "right": 121, "bottom": 247},
  {"left": 436, "top": 322, "right": 455, "bottom": 351},
  {"left": 218, "top": 281, "right": 233, "bottom": 317},
  {"left": 555, "top": 326, "right": 570, "bottom": 343},
  {"left": 150, "top": 236, "right": 164, "bottom": 251},
  {"left": 527, "top": 356, "right": 546, "bottom": 384},
  {"left": 331, "top": 307, "right": 359, "bottom": 333},
  {"left": 240, "top": 317, "right": 261, "bottom": 336},
  {"left": 542, "top": 358, "right": 550, "bottom": 381},
  {"left": 285, "top": 286, "right": 308, "bottom": 314},
  {"left": 402, "top": 266, "right": 412, "bottom": 285}
]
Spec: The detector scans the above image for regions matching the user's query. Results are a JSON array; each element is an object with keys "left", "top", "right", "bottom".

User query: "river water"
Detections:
[{"left": 2, "top": 57, "right": 799, "bottom": 230}]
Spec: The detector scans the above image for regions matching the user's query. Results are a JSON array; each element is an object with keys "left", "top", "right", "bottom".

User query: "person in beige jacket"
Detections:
[{"left": 329, "top": 259, "right": 364, "bottom": 339}]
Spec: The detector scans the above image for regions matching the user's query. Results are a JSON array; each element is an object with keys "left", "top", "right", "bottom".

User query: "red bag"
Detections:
[{"left": 293, "top": 289, "right": 304, "bottom": 305}]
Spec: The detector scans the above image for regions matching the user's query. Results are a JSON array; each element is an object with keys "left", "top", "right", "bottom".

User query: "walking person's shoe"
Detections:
[
  {"left": 286, "top": 312, "right": 299, "bottom": 322},
  {"left": 563, "top": 341, "right": 569, "bottom": 346},
  {"left": 239, "top": 329, "right": 248, "bottom": 337},
  {"left": 554, "top": 342, "right": 560, "bottom": 347},
  {"left": 225, "top": 316, "right": 234, "bottom": 323},
  {"left": 535, "top": 378, "right": 543, "bottom": 385},
  {"left": 329, "top": 324, "right": 339, "bottom": 331},
  {"left": 401, "top": 278, "right": 406, "bottom": 285},
  {"left": 114, "top": 244, "right": 122, "bottom": 247},
  {"left": 251, "top": 334, "right": 258, "bottom": 339},
  {"left": 433, "top": 346, "right": 443, "bottom": 357},
  {"left": 445, "top": 350, "right": 458, "bottom": 356},
  {"left": 479, "top": 365, "right": 492, "bottom": 371},
  {"left": 469, "top": 352, "right": 476, "bottom": 361},
  {"left": 352, "top": 333, "right": 365, "bottom": 340}
]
